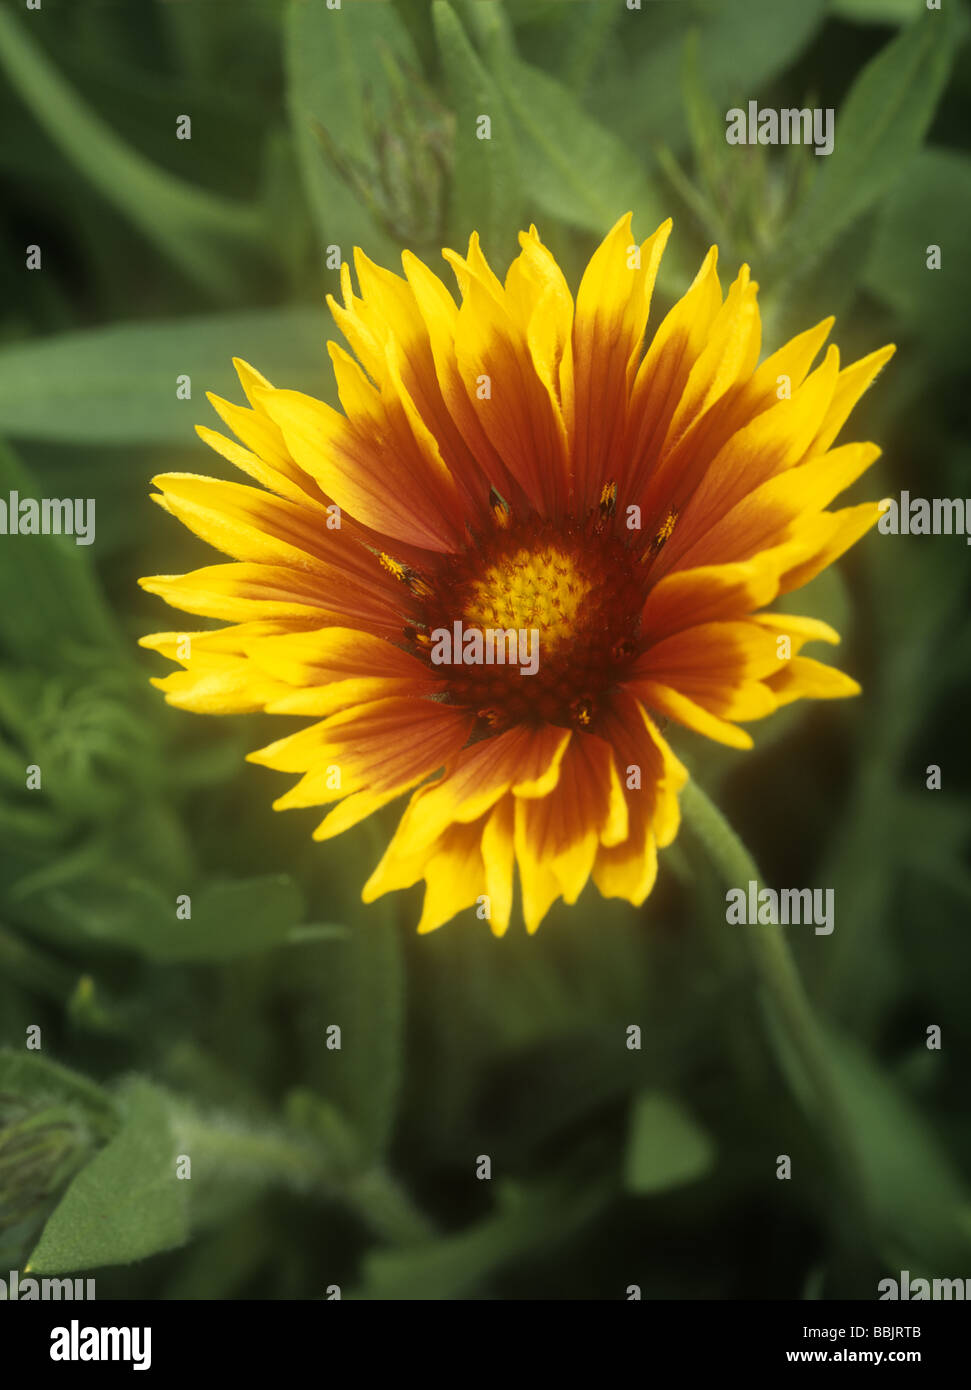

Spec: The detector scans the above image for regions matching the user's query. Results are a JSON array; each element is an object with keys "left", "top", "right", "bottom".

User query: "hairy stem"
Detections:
[{"left": 680, "top": 779, "right": 872, "bottom": 1230}]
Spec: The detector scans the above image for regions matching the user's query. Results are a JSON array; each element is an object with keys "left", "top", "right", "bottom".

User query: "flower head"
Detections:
[{"left": 140, "top": 215, "right": 893, "bottom": 934}]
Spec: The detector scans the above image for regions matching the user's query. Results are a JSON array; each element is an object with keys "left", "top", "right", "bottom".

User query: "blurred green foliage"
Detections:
[{"left": 0, "top": 0, "right": 969, "bottom": 1299}]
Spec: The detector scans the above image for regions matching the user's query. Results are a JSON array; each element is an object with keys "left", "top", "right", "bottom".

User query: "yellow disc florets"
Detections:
[
  {"left": 400, "top": 514, "right": 651, "bottom": 732},
  {"left": 464, "top": 546, "right": 591, "bottom": 657}
]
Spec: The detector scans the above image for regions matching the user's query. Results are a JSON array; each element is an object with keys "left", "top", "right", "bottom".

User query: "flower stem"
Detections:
[
  {"left": 679, "top": 780, "right": 871, "bottom": 1226},
  {"left": 175, "top": 1109, "right": 434, "bottom": 1247}
]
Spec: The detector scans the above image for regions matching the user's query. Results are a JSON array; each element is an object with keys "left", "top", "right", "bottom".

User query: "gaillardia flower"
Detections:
[{"left": 140, "top": 215, "right": 893, "bottom": 935}]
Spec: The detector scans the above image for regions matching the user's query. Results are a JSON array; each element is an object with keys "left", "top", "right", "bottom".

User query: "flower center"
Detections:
[
  {"left": 402, "top": 515, "right": 650, "bottom": 733},
  {"left": 463, "top": 545, "right": 591, "bottom": 658}
]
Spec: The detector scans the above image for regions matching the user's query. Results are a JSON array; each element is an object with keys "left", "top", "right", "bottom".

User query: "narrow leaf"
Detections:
[
  {"left": 0, "top": 309, "right": 334, "bottom": 445},
  {"left": 433, "top": 2, "right": 521, "bottom": 260},
  {"left": 0, "top": 9, "right": 266, "bottom": 298},
  {"left": 788, "top": 9, "right": 958, "bottom": 269},
  {"left": 42, "top": 874, "right": 307, "bottom": 964},
  {"left": 285, "top": 0, "right": 416, "bottom": 265},
  {"left": 487, "top": 46, "right": 676, "bottom": 283}
]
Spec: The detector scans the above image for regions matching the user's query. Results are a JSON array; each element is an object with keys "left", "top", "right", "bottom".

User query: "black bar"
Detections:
[{"left": 2, "top": 1298, "right": 966, "bottom": 1374}]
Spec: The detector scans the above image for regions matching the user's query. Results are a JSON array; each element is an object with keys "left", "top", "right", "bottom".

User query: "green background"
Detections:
[{"left": 0, "top": 0, "right": 969, "bottom": 1300}]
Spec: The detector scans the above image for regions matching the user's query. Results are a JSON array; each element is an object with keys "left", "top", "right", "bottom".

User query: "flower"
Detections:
[{"left": 140, "top": 215, "right": 893, "bottom": 935}]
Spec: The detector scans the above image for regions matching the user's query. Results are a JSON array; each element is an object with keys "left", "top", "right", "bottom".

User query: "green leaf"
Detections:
[
  {"left": 819, "top": 539, "right": 964, "bottom": 1025},
  {"left": 0, "top": 1049, "right": 116, "bottom": 1135},
  {"left": 182, "top": 877, "right": 307, "bottom": 962},
  {"left": 42, "top": 873, "right": 307, "bottom": 963},
  {"left": 0, "top": 440, "right": 118, "bottom": 654},
  {"left": 624, "top": 1090, "right": 715, "bottom": 1194},
  {"left": 785, "top": 9, "right": 958, "bottom": 272},
  {"left": 520, "top": 0, "right": 621, "bottom": 94},
  {"left": 767, "top": 207, "right": 879, "bottom": 341},
  {"left": 0, "top": 309, "right": 335, "bottom": 445},
  {"left": 285, "top": 0, "right": 416, "bottom": 265},
  {"left": 484, "top": 43, "right": 680, "bottom": 285},
  {"left": 826, "top": 1035, "right": 971, "bottom": 1269},
  {"left": 28, "top": 1080, "right": 189, "bottom": 1273},
  {"left": 679, "top": 31, "right": 733, "bottom": 240},
  {"left": 830, "top": 0, "right": 926, "bottom": 25},
  {"left": 864, "top": 148, "right": 971, "bottom": 358},
  {"left": 47, "top": 47, "right": 273, "bottom": 203},
  {"left": 595, "top": 0, "right": 826, "bottom": 162},
  {"left": 318, "top": 917, "right": 404, "bottom": 1160},
  {"left": 391, "top": 0, "right": 438, "bottom": 73},
  {"left": 279, "top": 825, "right": 405, "bottom": 1160},
  {"left": 695, "top": 0, "right": 828, "bottom": 95},
  {"left": 0, "top": 9, "right": 267, "bottom": 299},
  {"left": 356, "top": 1177, "right": 609, "bottom": 1300},
  {"left": 433, "top": 2, "right": 521, "bottom": 260}
]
